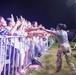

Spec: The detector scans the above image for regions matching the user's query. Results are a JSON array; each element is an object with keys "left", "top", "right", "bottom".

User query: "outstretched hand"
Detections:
[
  {"left": 11, "top": 14, "right": 15, "bottom": 21},
  {"left": 38, "top": 26, "right": 45, "bottom": 30}
]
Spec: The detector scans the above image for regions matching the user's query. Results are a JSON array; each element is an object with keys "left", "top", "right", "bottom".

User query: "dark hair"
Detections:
[
  {"left": 32, "top": 21, "right": 37, "bottom": 25},
  {"left": 7, "top": 18, "right": 12, "bottom": 26},
  {"left": 57, "top": 23, "right": 67, "bottom": 30}
]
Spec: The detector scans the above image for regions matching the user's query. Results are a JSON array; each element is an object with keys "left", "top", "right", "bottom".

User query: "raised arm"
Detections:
[
  {"left": 9, "top": 19, "right": 21, "bottom": 35},
  {"left": 41, "top": 27, "right": 55, "bottom": 35}
]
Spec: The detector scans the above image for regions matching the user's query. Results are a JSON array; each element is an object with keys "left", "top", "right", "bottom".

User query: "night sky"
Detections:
[{"left": 0, "top": 0, "right": 75, "bottom": 29}]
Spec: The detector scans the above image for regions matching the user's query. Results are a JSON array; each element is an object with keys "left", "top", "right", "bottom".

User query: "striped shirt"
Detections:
[
  {"left": 54, "top": 30, "right": 69, "bottom": 44},
  {"left": 0, "top": 27, "right": 9, "bottom": 35},
  {"left": 0, "top": 27, "right": 10, "bottom": 46}
]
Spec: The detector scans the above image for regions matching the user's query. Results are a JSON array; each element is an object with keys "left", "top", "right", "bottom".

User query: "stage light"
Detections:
[{"left": 66, "top": 0, "right": 74, "bottom": 7}]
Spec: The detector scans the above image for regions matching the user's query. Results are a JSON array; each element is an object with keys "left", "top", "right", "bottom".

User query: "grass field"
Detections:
[{"left": 26, "top": 42, "right": 76, "bottom": 75}]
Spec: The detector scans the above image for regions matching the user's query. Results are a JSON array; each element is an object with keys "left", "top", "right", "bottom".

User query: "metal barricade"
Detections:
[
  {"left": 0, "top": 35, "right": 55, "bottom": 75},
  {"left": 0, "top": 36, "right": 29, "bottom": 75}
]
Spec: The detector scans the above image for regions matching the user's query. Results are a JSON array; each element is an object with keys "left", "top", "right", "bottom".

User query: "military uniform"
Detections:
[{"left": 54, "top": 30, "right": 76, "bottom": 75}]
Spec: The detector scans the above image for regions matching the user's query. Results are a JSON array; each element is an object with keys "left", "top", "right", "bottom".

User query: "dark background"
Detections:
[{"left": 0, "top": 0, "right": 76, "bottom": 29}]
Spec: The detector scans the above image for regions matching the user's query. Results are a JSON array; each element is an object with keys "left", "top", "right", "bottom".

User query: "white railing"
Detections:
[{"left": 0, "top": 35, "right": 56, "bottom": 75}]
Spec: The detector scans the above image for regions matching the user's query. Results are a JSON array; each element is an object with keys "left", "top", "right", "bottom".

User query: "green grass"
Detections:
[{"left": 26, "top": 42, "right": 76, "bottom": 75}]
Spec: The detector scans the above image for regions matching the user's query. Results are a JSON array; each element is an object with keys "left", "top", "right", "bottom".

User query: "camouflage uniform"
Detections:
[{"left": 56, "top": 42, "right": 76, "bottom": 75}]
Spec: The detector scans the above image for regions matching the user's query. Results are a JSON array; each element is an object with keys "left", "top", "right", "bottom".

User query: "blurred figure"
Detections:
[
  {"left": 32, "top": 21, "right": 38, "bottom": 27},
  {"left": 41, "top": 23, "right": 76, "bottom": 75},
  {"left": 0, "top": 16, "right": 8, "bottom": 75}
]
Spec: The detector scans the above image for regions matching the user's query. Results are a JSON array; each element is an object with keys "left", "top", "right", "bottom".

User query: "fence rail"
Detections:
[{"left": 0, "top": 35, "right": 56, "bottom": 75}]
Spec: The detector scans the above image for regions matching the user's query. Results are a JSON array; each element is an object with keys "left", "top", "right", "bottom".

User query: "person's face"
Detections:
[
  {"left": 8, "top": 22, "right": 13, "bottom": 28},
  {"left": 38, "top": 24, "right": 42, "bottom": 27},
  {"left": 0, "top": 17, "right": 7, "bottom": 26},
  {"left": 27, "top": 21, "right": 31, "bottom": 26},
  {"left": 56, "top": 25, "right": 60, "bottom": 30},
  {"left": 33, "top": 22, "right": 38, "bottom": 27}
]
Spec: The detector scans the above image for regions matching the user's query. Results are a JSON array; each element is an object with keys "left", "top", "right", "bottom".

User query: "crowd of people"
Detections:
[
  {"left": 0, "top": 14, "right": 76, "bottom": 75},
  {"left": 0, "top": 14, "right": 51, "bottom": 75}
]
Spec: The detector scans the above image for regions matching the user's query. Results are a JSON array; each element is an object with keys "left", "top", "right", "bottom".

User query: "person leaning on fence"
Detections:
[
  {"left": 0, "top": 16, "right": 9, "bottom": 74},
  {"left": 40, "top": 23, "right": 76, "bottom": 75},
  {"left": 0, "top": 16, "right": 11, "bottom": 74},
  {"left": 0, "top": 15, "right": 25, "bottom": 75}
]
